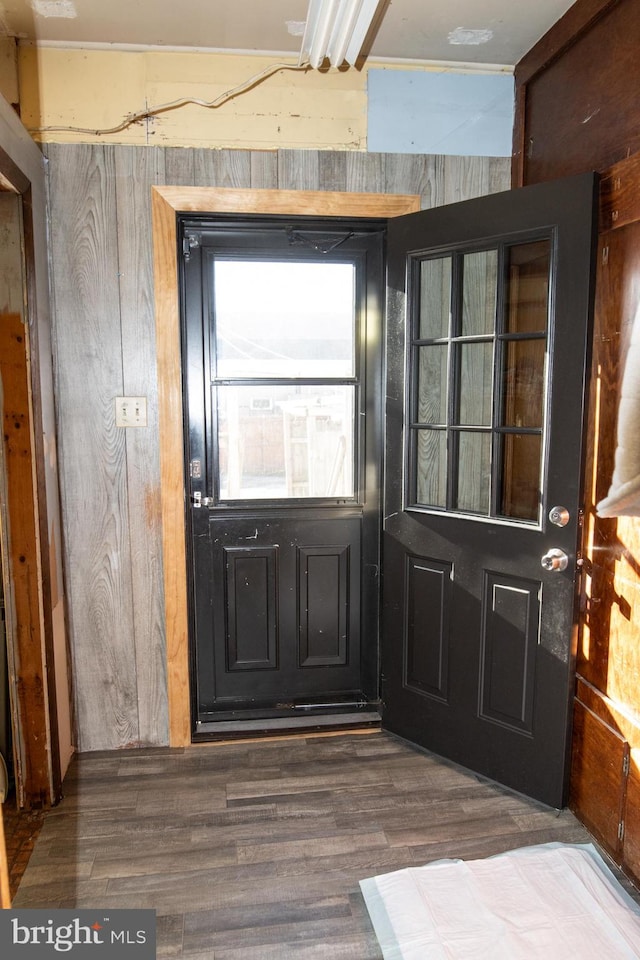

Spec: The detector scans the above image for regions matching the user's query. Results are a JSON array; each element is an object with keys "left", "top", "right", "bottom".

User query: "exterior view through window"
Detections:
[{"left": 213, "top": 259, "right": 357, "bottom": 501}]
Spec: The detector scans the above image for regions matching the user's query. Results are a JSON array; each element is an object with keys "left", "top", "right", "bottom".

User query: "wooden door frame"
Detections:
[
  {"left": 0, "top": 112, "right": 65, "bottom": 809},
  {"left": 151, "top": 186, "right": 420, "bottom": 747}
]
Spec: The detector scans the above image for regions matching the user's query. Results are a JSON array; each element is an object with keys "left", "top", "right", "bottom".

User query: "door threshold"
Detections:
[{"left": 193, "top": 710, "right": 382, "bottom": 742}]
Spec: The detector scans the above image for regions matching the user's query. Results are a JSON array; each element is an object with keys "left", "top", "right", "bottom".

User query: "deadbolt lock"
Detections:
[{"left": 549, "top": 505, "right": 570, "bottom": 527}]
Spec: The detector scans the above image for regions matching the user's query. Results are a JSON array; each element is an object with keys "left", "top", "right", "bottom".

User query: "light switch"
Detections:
[{"left": 115, "top": 396, "right": 147, "bottom": 427}]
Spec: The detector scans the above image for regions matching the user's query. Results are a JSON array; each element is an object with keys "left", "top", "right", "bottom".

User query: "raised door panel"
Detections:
[
  {"left": 403, "top": 556, "right": 452, "bottom": 702},
  {"left": 298, "top": 545, "right": 351, "bottom": 668},
  {"left": 479, "top": 573, "right": 539, "bottom": 734},
  {"left": 224, "top": 547, "right": 278, "bottom": 672}
]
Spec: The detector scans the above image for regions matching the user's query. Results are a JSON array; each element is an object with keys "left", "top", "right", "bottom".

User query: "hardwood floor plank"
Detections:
[
  {"left": 274, "top": 846, "right": 420, "bottom": 879},
  {"left": 38, "top": 830, "right": 195, "bottom": 863},
  {"left": 384, "top": 814, "right": 525, "bottom": 847},
  {"left": 210, "top": 932, "right": 381, "bottom": 960},
  {"left": 183, "top": 895, "right": 351, "bottom": 944},
  {"left": 226, "top": 768, "right": 394, "bottom": 801},
  {"left": 407, "top": 823, "right": 591, "bottom": 864},
  {"left": 184, "top": 914, "right": 363, "bottom": 954},
  {"left": 12, "top": 732, "right": 614, "bottom": 959},
  {"left": 156, "top": 914, "right": 185, "bottom": 958},
  {"left": 15, "top": 878, "right": 109, "bottom": 906},
  {"left": 16, "top": 859, "right": 95, "bottom": 887},
  {"left": 190, "top": 814, "right": 339, "bottom": 845},
  {"left": 236, "top": 830, "right": 387, "bottom": 865},
  {"left": 90, "top": 843, "right": 239, "bottom": 880}
]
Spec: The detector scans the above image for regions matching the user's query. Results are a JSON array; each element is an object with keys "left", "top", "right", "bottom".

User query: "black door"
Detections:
[
  {"left": 181, "top": 217, "right": 384, "bottom": 735},
  {"left": 382, "top": 174, "right": 598, "bottom": 807}
]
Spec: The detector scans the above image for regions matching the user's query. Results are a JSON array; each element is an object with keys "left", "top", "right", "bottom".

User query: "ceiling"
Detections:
[{"left": 0, "top": 0, "right": 576, "bottom": 67}]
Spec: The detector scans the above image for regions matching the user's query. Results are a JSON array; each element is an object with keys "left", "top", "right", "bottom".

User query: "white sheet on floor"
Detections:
[{"left": 360, "top": 842, "right": 640, "bottom": 959}]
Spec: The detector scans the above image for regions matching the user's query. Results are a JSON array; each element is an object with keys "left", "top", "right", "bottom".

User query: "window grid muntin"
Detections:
[{"left": 407, "top": 237, "right": 551, "bottom": 523}]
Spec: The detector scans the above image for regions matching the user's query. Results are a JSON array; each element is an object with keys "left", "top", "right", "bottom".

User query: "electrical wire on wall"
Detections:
[{"left": 29, "top": 60, "right": 310, "bottom": 136}]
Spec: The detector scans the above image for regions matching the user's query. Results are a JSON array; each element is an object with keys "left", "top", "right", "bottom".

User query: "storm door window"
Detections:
[
  {"left": 212, "top": 259, "right": 357, "bottom": 501},
  {"left": 408, "top": 239, "right": 551, "bottom": 523}
]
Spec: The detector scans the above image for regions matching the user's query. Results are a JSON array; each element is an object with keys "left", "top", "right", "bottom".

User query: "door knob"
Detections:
[{"left": 541, "top": 548, "right": 569, "bottom": 572}]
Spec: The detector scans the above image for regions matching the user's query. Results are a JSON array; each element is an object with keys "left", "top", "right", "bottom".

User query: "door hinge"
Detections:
[
  {"left": 602, "top": 245, "right": 609, "bottom": 266},
  {"left": 623, "top": 753, "right": 630, "bottom": 777},
  {"left": 182, "top": 235, "right": 200, "bottom": 260},
  {"left": 618, "top": 819, "right": 625, "bottom": 842}
]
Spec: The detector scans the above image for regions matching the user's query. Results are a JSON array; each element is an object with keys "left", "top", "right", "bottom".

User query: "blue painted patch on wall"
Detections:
[{"left": 367, "top": 69, "right": 514, "bottom": 157}]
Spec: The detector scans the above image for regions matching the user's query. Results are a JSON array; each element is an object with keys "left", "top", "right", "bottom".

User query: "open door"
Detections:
[{"left": 382, "top": 173, "right": 598, "bottom": 808}]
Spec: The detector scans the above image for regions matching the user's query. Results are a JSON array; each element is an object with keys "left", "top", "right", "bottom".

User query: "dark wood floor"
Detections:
[
  {"left": 3, "top": 791, "right": 45, "bottom": 900},
  {"left": 12, "top": 731, "right": 606, "bottom": 958}
]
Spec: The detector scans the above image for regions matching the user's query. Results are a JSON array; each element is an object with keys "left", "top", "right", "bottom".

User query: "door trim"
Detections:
[{"left": 151, "top": 186, "right": 421, "bottom": 746}]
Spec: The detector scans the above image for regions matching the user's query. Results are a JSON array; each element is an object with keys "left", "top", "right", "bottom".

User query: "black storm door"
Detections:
[
  {"left": 180, "top": 217, "right": 384, "bottom": 735},
  {"left": 382, "top": 174, "right": 598, "bottom": 807}
]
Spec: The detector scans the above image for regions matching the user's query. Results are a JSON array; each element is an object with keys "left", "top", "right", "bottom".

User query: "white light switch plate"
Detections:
[{"left": 115, "top": 396, "right": 147, "bottom": 427}]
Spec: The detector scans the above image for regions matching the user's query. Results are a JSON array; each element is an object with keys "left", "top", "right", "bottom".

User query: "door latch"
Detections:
[{"left": 191, "top": 491, "right": 213, "bottom": 508}]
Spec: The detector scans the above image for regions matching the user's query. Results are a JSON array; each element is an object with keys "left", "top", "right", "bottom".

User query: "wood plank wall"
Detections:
[
  {"left": 43, "top": 144, "right": 510, "bottom": 752},
  {"left": 513, "top": 0, "right": 640, "bottom": 885}
]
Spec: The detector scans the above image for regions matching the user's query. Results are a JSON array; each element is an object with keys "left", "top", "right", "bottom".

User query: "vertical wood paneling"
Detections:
[
  {"left": 250, "top": 151, "right": 278, "bottom": 189},
  {"left": 193, "top": 148, "right": 251, "bottom": 188},
  {"left": 444, "top": 156, "right": 490, "bottom": 205},
  {"left": 489, "top": 157, "right": 511, "bottom": 197},
  {"left": 346, "top": 152, "right": 385, "bottom": 195},
  {"left": 277, "top": 150, "right": 320, "bottom": 191},
  {"left": 48, "top": 144, "right": 139, "bottom": 751},
  {"left": 47, "top": 144, "right": 505, "bottom": 752},
  {"left": 385, "top": 153, "right": 444, "bottom": 209},
  {"left": 163, "top": 148, "right": 195, "bottom": 186},
  {"left": 114, "top": 146, "right": 168, "bottom": 746},
  {"left": 318, "top": 152, "right": 347, "bottom": 192}
]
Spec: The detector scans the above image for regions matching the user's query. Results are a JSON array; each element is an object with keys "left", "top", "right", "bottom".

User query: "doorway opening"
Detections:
[
  {"left": 151, "top": 185, "right": 420, "bottom": 747},
  {"left": 179, "top": 215, "right": 385, "bottom": 737}
]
